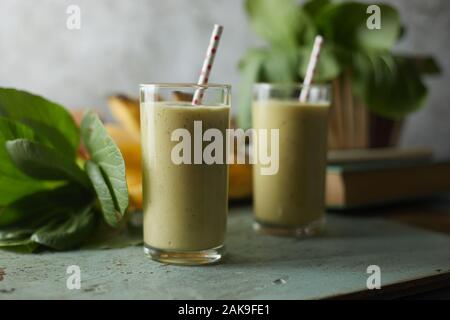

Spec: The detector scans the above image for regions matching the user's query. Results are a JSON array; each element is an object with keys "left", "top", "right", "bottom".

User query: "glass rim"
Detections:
[
  {"left": 140, "top": 83, "right": 231, "bottom": 89},
  {"left": 253, "top": 83, "right": 331, "bottom": 90}
]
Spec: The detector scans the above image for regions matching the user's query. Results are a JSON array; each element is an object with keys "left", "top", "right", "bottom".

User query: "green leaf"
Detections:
[
  {"left": 0, "top": 238, "right": 39, "bottom": 253},
  {"left": 237, "top": 49, "right": 268, "bottom": 129},
  {"left": 316, "top": 2, "right": 401, "bottom": 52},
  {"left": 262, "top": 48, "right": 299, "bottom": 83},
  {"left": 0, "top": 227, "right": 34, "bottom": 241},
  {"left": 0, "top": 175, "right": 50, "bottom": 207},
  {"left": 21, "top": 119, "right": 78, "bottom": 158},
  {"left": 352, "top": 52, "right": 428, "bottom": 119},
  {"left": 0, "top": 118, "right": 49, "bottom": 205},
  {"left": 245, "top": 0, "right": 305, "bottom": 48},
  {"left": 0, "top": 117, "right": 35, "bottom": 176},
  {"left": 399, "top": 55, "right": 441, "bottom": 75},
  {"left": 0, "top": 184, "right": 94, "bottom": 252},
  {"left": 0, "top": 88, "right": 79, "bottom": 158},
  {"left": 31, "top": 204, "right": 97, "bottom": 250},
  {"left": 0, "top": 183, "right": 92, "bottom": 228},
  {"left": 0, "top": 226, "right": 39, "bottom": 252},
  {"left": 299, "top": 43, "right": 341, "bottom": 82},
  {"left": 81, "top": 110, "right": 129, "bottom": 216},
  {"left": 303, "top": 0, "right": 332, "bottom": 19},
  {"left": 5, "top": 139, "right": 91, "bottom": 189},
  {"left": 85, "top": 160, "right": 121, "bottom": 227}
]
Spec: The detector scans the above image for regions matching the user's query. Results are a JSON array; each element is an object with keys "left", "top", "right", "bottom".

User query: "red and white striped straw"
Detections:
[
  {"left": 299, "top": 35, "right": 324, "bottom": 102},
  {"left": 192, "top": 24, "right": 224, "bottom": 105}
]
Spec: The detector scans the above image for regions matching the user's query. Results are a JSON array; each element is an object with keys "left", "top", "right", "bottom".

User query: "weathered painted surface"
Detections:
[{"left": 1, "top": 206, "right": 449, "bottom": 299}]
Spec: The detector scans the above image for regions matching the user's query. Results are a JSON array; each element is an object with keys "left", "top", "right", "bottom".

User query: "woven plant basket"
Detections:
[{"left": 328, "top": 71, "right": 403, "bottom": 150}]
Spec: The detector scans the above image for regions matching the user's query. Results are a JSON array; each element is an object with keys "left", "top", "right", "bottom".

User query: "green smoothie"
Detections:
[
  {"left": 252, "top": 99, "right": 329, "bottom": 229},
  {"left": 141, "top": 102, "right": 230, "bottom": 251}
]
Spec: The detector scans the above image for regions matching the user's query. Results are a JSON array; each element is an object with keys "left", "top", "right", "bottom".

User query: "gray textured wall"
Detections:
[{"left": 0, "top": 0, "right": 449, "bottom": 158}]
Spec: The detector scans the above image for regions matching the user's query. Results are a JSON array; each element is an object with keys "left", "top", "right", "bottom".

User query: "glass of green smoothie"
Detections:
[
  {"left": 140, "top": 84, "right": 231, "bottom": 265},
  {"left": 252, "top": 83, "right": 331, "bottom": 237}
]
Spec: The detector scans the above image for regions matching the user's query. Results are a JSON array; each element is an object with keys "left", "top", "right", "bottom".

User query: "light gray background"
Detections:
[{"left": 0, "top": 0, "right": 449, "bottom": 157}]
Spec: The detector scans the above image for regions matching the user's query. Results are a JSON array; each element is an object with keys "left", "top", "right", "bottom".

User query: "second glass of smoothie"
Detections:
[
  {"left": 252, "top": 83, "right": 331, "bottom": 237},
  {"left": 140, "top": 84, "right": 230, "bottom": 265}
]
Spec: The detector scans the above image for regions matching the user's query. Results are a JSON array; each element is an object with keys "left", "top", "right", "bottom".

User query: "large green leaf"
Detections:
[
  {"left": 0, "top": 184, "right": 94, "bottom": 251},
  {"left": 316, "top": 2, "right": 401, "bottom": 52},
  {"left": 81, "top": 111, "right": 128, "bottom": 216},
  {"left": 22, "top": 119, "right": 78, "bottom": 157},
  {"left": 0, "top": 175, "right": 50, "bottom": 206},
  {"left": 31, "top": 204, "right": 97, "bottom": 250},
  {"left": 0, "top": 118, "right": 49, "bottom": 205},
  {"left": 352, "top": 52, "right": 428, "bottom": 119},
  {"left": 245, "top": 0, "right": 306, "bottom": 48},
  {"left": 0, "top": 183, "right": 92, "bottom": 228},
  {"left": 0, "top": 88, "right": 79, "bottom": 158},
  {"left": 85, "top": 160, "right": 120, "bottom": 227},
  {"left": 5, "top": 139, "right": 90, "bottom": 189}
]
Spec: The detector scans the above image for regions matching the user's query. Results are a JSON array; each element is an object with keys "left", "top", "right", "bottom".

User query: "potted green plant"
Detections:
[{"left": 238, "top": 0, "right": 440, "bottom": 149}]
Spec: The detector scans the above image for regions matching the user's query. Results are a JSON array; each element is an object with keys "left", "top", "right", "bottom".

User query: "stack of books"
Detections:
[{"left": 326, "top": 148, "right": 450, "bottom": 209}]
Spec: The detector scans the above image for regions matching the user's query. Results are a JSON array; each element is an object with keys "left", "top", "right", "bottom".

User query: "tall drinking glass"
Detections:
[
  {"left": 140, "top": 84, "right": 231, "bottom": 265},
  {"left": 252, "top": 84, "right": 331, "bottom": 237}
]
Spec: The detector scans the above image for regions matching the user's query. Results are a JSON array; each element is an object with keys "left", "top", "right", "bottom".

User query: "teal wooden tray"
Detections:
[{"left": 1, "top": 206, "right": 449, "bottom": 299}]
